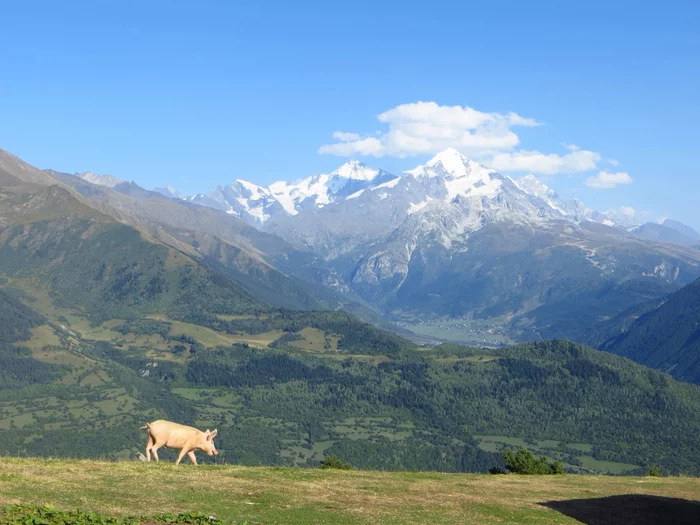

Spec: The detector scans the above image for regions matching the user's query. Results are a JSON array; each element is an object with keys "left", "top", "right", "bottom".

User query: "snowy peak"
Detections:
[
  {"left": 184, "top": 160, "right": 398, "bottom": 223},
  {"left": 177, "top": 148, "right": 632, "bottom": 231},
  {"left": 513, "top": 173, "right": 600, "bottom": 222},
  {"left": 603, "top": 206, "right": 640, "bottom": 228},
  {"left": 233, "top": 179, "right": 271, "bottom": 200},
  {"left": 405, "top": 149, "right": 504, "bottom": 201},
  {"left": 408, "top": 148, "right": 484, "bottom": 180},
  {"left": 408, "top": 148, "right": 495, "bottom": 182},
  {"left": 76, "top": 171, "right": 123, "bottom": 188},
  {"left": 331, "top": 160, "right": 379, "bottom": 181},
  {"left": 426, "top": 148, "right": 472, "bottom": 176},
  {"left": 514, "top": 174, "right": 556, "bottom": 199}
]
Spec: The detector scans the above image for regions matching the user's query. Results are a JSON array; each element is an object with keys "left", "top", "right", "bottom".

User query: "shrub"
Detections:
[
  {"left": 320, "top": 455, "right": 353, "bottom": 470},
  {"left": 500, "top": 447, "right": 564, "bottom": 475},
  {"left": 647, "top": 465, "right": 663, "bottom": 477}
]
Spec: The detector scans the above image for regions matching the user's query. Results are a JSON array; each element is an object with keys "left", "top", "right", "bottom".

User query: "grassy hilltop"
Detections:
[{"left": 1, "top": 459, "right": 699, "bottom": 524}]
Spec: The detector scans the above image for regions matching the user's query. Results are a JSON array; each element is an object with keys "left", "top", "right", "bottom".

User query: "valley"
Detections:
[
  {"left": 4, "top": 276, "right": 700, "bottom": 475},
  {"left": 397, "top": 318, "right": 518, "bottom": 347},
  {"left": 2, "top": 146, "right": 700, "bottom": 477}
]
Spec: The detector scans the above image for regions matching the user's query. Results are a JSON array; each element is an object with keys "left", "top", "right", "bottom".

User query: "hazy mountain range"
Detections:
[{"left": 59, "top": 148, "right": 700, "bottom": 343}]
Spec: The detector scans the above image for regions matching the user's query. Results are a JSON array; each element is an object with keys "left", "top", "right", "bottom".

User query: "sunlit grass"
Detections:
[{"left": 0, "top": 458, "right": 698, "bottom": 524}]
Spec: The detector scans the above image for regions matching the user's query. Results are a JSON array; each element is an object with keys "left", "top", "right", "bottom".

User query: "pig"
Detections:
[{"left": 141, "top": 419, "right": 218, "bottom": 465}]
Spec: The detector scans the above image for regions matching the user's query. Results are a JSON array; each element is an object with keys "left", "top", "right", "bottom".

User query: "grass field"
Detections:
[{"left": 0, "top": 459, "right": 698, "bottom": 524}]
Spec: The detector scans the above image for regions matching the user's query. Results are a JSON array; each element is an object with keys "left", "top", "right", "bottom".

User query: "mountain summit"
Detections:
[
  {"left": 186, "top": 159, "right": 397, "bottom": 224},
  {"left": 178, "top": 149, "right": 624, "bottom": 231}
]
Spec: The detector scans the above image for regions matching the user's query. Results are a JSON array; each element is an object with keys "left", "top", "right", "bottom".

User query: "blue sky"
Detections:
[{"left": 1, "top": 1, "right": 699, "bottom": 227}]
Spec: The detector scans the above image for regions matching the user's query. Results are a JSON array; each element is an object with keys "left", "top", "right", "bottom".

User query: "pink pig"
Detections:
[{"left": 141, "top": 420, "right": 218, "bottom": 465}]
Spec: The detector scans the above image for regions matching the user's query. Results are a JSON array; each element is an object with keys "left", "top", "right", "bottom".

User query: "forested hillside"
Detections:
[
  {"left": 0, "top": 172, "right": 269, "bottom": 325},
  {"left": 3, "top": 295, "right": 700, "bottom": 477},
  {"left": 46, "top": 169, "right": 365, "bottom": 315},
  {"left": 599, "top": 277, "right": 700, "bottom": 384},
  {"left": 0, "top": 291, "right": 63, "bottom": 389}
]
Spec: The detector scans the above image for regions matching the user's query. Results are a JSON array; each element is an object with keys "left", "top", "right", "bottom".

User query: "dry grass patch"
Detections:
[
  {"left": 0, "top": 459, "right": 698, "bottom": 524},
  {"left": 16, "top": 325, "right": 62, "bottom": 350}
]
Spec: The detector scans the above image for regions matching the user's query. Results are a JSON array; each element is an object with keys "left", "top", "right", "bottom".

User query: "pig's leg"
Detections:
[
  {"left": 188, "top": 450, "right": 198, "bottom": 465},
  {"left": 175, "top": 447, "right": 189, "bottom": 465},
  {"left": 146, "top": 433, "right": 154, "bottom": 462},
  {"left": 151, "top": 438, "right": 165, "bottom": 462}
]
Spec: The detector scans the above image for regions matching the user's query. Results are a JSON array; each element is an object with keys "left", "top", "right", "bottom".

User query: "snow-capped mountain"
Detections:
[
  {"left": 76, "top": 171, "right": 124, "bottom": 188},
  {"left": 55, "top": 147, "right": 700, "bottom": 344},
  {"left": 513, "top": 174, "right": 608, "bottom": 223},
  {"left": 264, "top": 149, "right": 584, "bottom": 258},
  {"left": 187, "top": 160, "right": 397, "bottom": 224},
  {"left": 602, "top": 206, "right": 643, "bottom": 228},
  {"left": 178, "top": 148, "right": 633, "bottom": 235},
  {"left": 249, "top": 149, "right": 700, "bottom": 339}
]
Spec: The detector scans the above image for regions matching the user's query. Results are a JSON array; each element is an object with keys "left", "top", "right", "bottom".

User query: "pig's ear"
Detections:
[
  {"left": 205, "top": 429, "right": 211, "bottom": 434},
  {"left": 207, "top": 429, "right": 218, "bottom": 440}
]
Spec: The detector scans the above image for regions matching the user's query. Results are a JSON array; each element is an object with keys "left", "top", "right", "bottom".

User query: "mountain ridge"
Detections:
[
  {"left": 33, "top": 148, "right": 700, "bottom": 344},
  {"left": 42, "top": 169, "right": 367, "bottom": 314}
]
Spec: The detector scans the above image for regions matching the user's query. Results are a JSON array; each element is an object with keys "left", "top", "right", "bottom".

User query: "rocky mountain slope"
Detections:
[
  {"left": 42, "top": 169, "right": 367, "bottom": 314},
  {"left": 0, "top": 150, "right": 265, "bottom": 322},
  {"left": 249, "top": 150, "right": 700, "bottom": 340},
  {"left": 71, "top": 147, "right": 700, "bottom": 343},
  {"left": 629, "top": 219, "right": 700, "bottom": 247}
]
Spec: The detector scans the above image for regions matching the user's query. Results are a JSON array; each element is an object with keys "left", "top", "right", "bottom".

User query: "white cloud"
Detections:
[
  {"left": 585, "top": 171, "right": 633, "bottom": 189},
  {"left": 490, "top": 148, "right": 601, "bottom": 175},
  {"left": 331, "top": 131, "right": 362, "bottom": 141},
  {"left": 319, "top": 101, "right": 540, "bottom": 159},
  {"left": 319, "top": 101, "right": 607, "bottom": 175},
  {"left": 608, "top": 159, "right": 620, "bottom": 166},
  {"left": 562, "top": 143, "right": 581, "bottom": 151},
  {"left": 319, "top": 136, "right": 384, "bottom": 156}
]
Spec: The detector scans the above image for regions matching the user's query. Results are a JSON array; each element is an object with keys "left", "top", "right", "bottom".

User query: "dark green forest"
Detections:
[
  {"left": 598, "top": 277, "right": 700, "bottom": 385},
  {"left": 3, "top": 288, "right": 700, "bottom": 476},
  {"left": 0, "top": 292, "right": 65, "bottom": 389}
]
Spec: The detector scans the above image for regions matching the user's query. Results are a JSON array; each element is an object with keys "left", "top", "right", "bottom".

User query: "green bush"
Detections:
[
  {"left": 320, "top": 455, "right": 353, "bottom": 470},
  {"left": 647, "top": 465, "right": 663, "bottom": 477},
  {"left": 500, "top": 447, "right": 564, "bottom": 475}
]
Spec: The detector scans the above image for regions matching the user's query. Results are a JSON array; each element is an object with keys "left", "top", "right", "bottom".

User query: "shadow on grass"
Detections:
[{"left": 540, "top": 494, "right": 700, "bottom": 525}]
